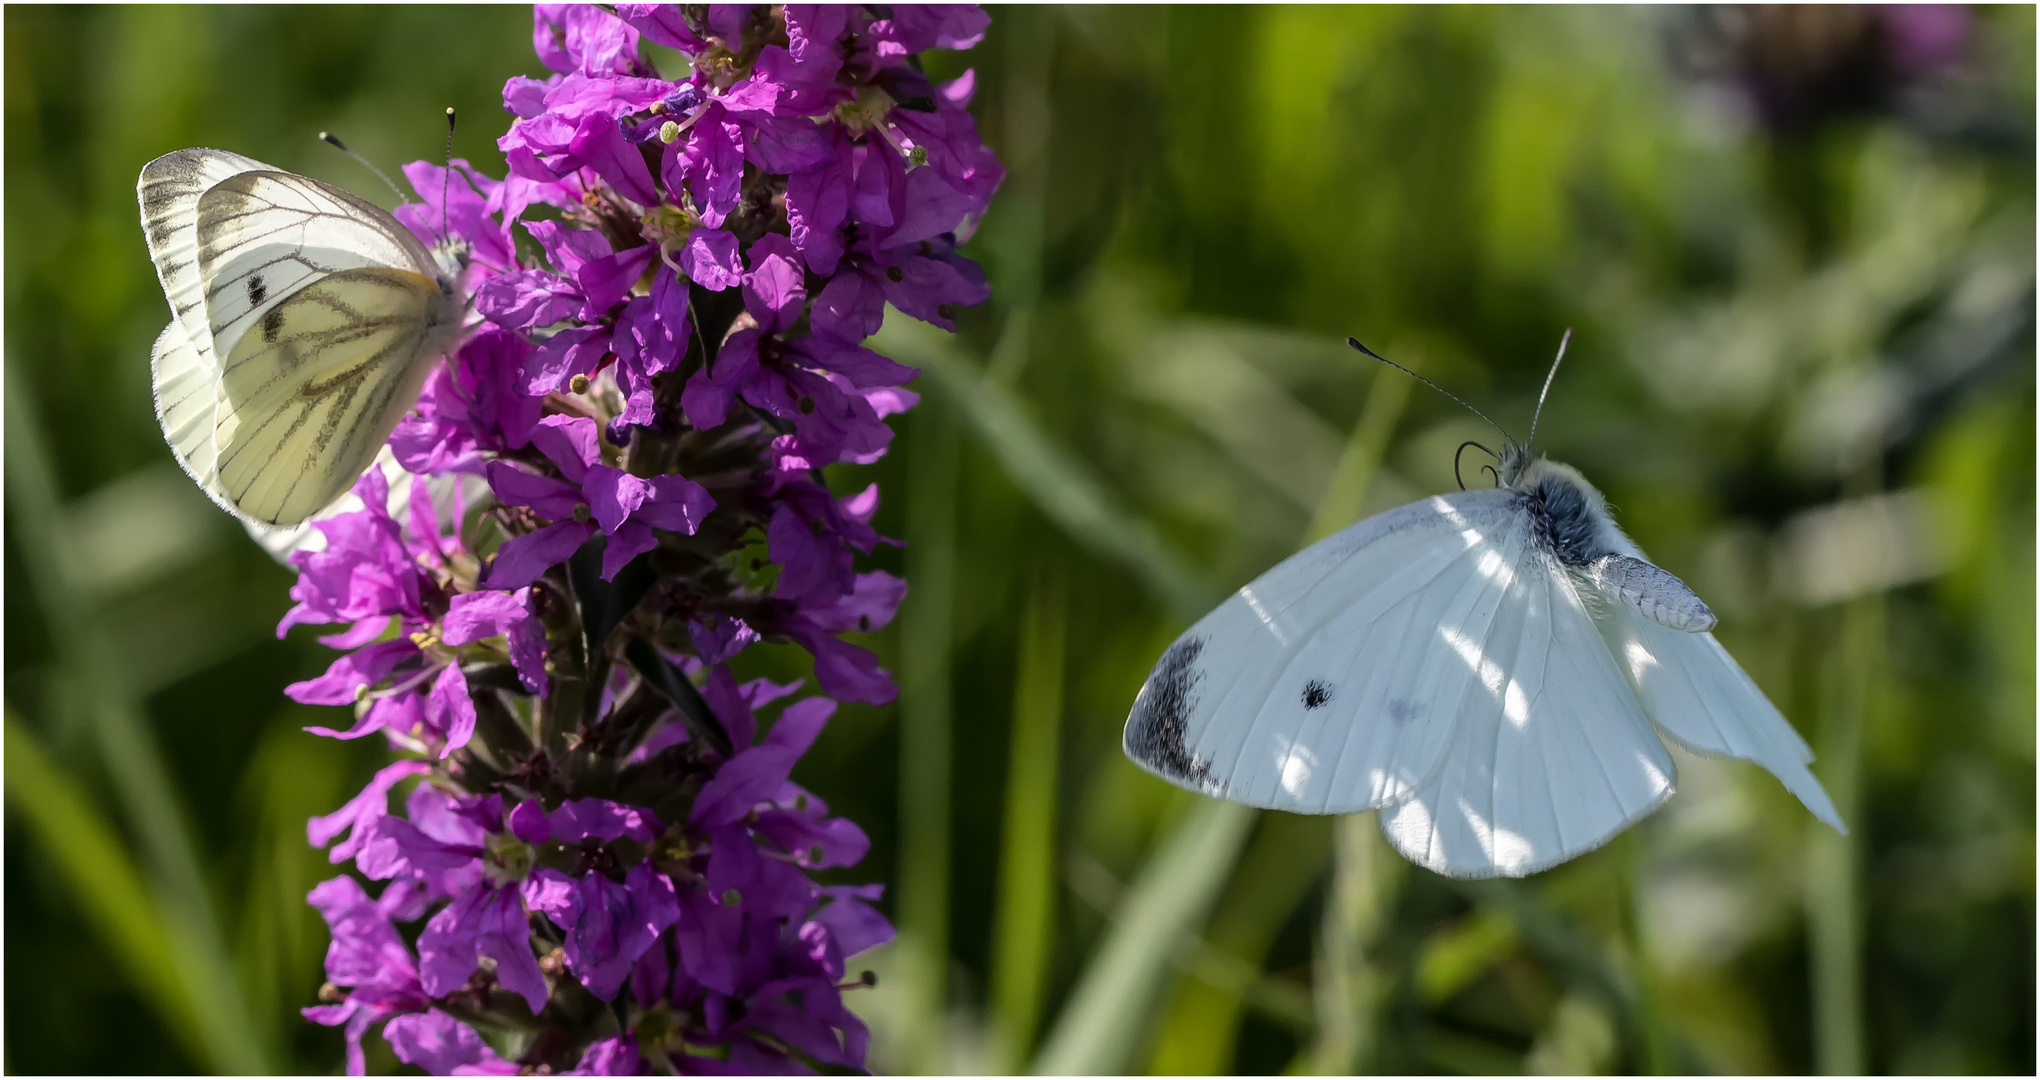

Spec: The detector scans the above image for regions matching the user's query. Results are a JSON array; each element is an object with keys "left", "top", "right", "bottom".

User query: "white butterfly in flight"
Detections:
[
  {"left": 1123, "top": 335, "right": 1844, "bottom": 878},
  {"left": 138, "top": 145, "right": 465, "bottom": 528}
]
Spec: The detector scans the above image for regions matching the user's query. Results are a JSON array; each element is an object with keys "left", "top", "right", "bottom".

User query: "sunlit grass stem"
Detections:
[
  {"left": 895, "top": 402, "right": 962, "bottom": 1073},
  {"left": 990, "top": 574, "right": 1067, "bottom": 1065},
  {"left": 1809, "top": 591, "right": 1877, "bottom": 1075}
]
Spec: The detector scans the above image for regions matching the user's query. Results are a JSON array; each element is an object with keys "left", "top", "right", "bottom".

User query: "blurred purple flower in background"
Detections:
[{"left": 286, "top": 4, "right": 1000, "bottom": 1072}]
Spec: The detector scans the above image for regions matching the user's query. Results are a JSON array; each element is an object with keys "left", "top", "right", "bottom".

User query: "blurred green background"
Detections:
[{"left": 4, "top": 5, "right": 2032, "bottom": 1075}]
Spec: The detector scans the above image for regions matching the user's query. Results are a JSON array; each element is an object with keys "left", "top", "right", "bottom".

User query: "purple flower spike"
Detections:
[{"left": 289, "top": 4, "right": 995, "bottom": 1070}]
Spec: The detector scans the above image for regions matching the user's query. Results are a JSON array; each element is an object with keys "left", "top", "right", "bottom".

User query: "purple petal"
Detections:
[
  {"left": 680, "top": 228, "right": 743, "bottom": 291},
  {"left": 286, "top": 639, "right": 420, "bottom": 706},
  {"left": 575, "top": 243, "right": 658, "bottom": 320},
  {"left": 691, "top": 744, "right": 801, "bottom": 827},
  {"left": 786, "top": 135, "right": 852, "bottom": 275},
  {"left": 307, "top": 760, "right": 433, "bottom": 858},
  {"left": 427, "top": 664, "right": 476, "bottom": 757},
  {"left": 523, "top": 867, "right": 582, "bottom": 927},
  {"left": 531, "top": 414, "right": 602, "bottom": 482},
  {"left": 766, "top": 696, "right": 837, "bottom": 758},
  {"left": 634, "top": 474, "right": 715, "bottom": 535},
  {"left": 384, "top": 1010, "right": 506, "bottom": 1075},
  {"left": 484, "top": 461, "right": 584, "bottom": 523},
  {"left": 582, "top": 465, "right": 649, "bottom": 533},
  {"left": 507, "top": 606, "right": 551, "bottom": 696},
  {"left": 486, "top": 520, "right": 599, "bottom": 590},
  {"left": 743, "top": 233, "right": 807, "bottom": 333},
  {"left": 567, "top": 113, "right": 660, "bottom": 206},
  {"left": 509, "top": 799, "right": 551, "bottom": 844},
  {"left": 485, "top": 887, "right": 551, "bottom": 1015},
  {"left": 601, "top": 521, "right": 659, "bottom": 580},
  {"left": 441, "top": 590, "right": 531, "bottom": 646},
  {"left": 523, "top": 325, "right": 611, "bottom": 397}
]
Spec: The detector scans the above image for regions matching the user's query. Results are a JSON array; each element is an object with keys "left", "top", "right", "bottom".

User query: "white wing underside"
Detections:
[
  {"left": 1598, "top": 610, "right": 1844, "bottom": 830},
  {"left": 139, "top": 149, "right": 452, "bottom": 527},
  {"left": 1123, "top": 488, "right": 1830, "bottom": 878}
]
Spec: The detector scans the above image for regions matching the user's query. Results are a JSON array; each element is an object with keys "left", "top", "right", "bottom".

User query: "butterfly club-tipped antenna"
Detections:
[
  {"left": 441, "top": 107, "right": 456, "bottom": 245},
  {"left": 1526, "top": 327, "right": 1572, "bottom": 451},
  {"left": 318, "top": 130, "right": 409, "bottom": 206},
  {"left": 1346, "top": 336, "right": 1525, "bottom": 455}
]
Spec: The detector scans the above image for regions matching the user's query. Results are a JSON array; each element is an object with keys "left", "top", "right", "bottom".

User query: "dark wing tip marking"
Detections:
[
  {"left": 1301, "top": 679, "right": 1334, "bottom": 710},
  {"left": 1125, "top": 635, "right": 1217, "bottom": 789}
]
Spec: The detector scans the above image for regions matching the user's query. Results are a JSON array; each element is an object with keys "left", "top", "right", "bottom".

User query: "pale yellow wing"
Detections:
[
  {"left": 213, "top": 267, "right": 454, "bottom": 526},
  {"left": 195, "top": 169, "right": 442, "bottom": 366}
]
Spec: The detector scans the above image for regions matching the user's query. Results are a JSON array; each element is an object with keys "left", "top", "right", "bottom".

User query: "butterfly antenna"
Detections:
[
  {"left": 1347, "top": 337, "right": 1514, "bottom": 444},
  {"left": 1526, "top": 327, "right": 1571, "bottom": 450},
  {"left": 318, "top": 130, "right": 409, "bottom": 205},
  {"left": 441, "top": 107, "right": 457, "bottom": 243}
]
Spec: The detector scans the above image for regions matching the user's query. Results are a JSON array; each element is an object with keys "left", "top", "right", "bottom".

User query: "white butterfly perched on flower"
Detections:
[
  {"left": 1123, "top": 334, "right": 1844, "bottom": 878},
  {"left": 138, "top": 142, "right": 466, "bottom": 528}
]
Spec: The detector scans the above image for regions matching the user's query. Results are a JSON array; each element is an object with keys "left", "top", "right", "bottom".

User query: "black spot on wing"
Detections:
[
  {"left": 1521, "top": 478, "right": 1598, "bottom": 567},
  {"left": 247, "top": 275, "right": 267, "bottom": 307},
  {"left": 1125, "top": 636, "right": 1216, "bottom": 788},
  {"left": 261, "top": 303, "right": 285, "bottom": 344},
  {"left": 1301, "top": 679, "right": 1333, "bottom": 710},
  {"left": 1386, "top": 698, "right": 1426, "bottom": 725}
]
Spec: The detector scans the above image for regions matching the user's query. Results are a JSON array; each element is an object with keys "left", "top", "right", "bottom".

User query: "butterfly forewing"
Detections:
[
  {"left": 1381, "top": 548, "right": 1676, "bottom": 877},
  {"left": 139, "top": 148, "right": 271, "bottom": 361},
  {"left": 213, "top": 267, "right": 448, "bottom": 525},
  {"left": 195, "top": 170, "right": 441, "bottom": 366},
  {"left": 1125, "top": 490, "right": 1528, "bottom": 813}
]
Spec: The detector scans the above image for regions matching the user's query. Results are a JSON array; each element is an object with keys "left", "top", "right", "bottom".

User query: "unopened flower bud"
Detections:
[
  {"left": 722, "top": 888, "right": 742, "bottom": 905},
  {"left": 569, "top": 373, "right": 591, "bottom": 394},
  {"left": 572, "top": 504, "right": 592, "bottom": 523},
  {"left": 318, "top": 981, "right": 345, "bottom": 1003},
  {"left": 907, "top": 145, "right": 929, "bottom": 167}
]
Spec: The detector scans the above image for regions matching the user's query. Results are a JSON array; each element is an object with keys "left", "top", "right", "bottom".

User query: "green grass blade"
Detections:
[
  {"left": 3, "top": 368, "right": 273, "bottom": 1073},
  {"left": 875, "top": 318, "right": 1221, "bottom": 622},
  {"left": 892, "top": 403, "right": 962, "bottom": 1073},
  {"left": 1031, "top": 799, "right": 1257, "bottom": 1075},
  {"left": 1809, "top": 593, "right": 1877, "bottom": 1075},
  {"left": 1305, "top": 360, "right": 1415, "bottom": 545},
  {"left": 991, "top": 575, "right": 1067, "bottom": 1065},
  {"left": 4, "top": 712, "right": 206, "bottom": 1062}
]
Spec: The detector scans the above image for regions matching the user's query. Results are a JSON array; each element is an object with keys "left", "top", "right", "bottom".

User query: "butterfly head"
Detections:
[
  {"left": 1495, "top": 440, "right": 1536, "bottom": 487},
  {"left": 430, "top": 237, "right": 471, "bottom": 298}
]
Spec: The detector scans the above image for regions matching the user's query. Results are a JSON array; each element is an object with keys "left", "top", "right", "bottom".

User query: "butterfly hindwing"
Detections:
[
  {"left": 1126, "top": 489, "right": 1530, "bottom": 813},
  {"left": 1381, "top": 547, "right": 1676, "bottom": 877},
  {"left": 213, "top": 266, "right": 448, "bottom": 526},
  {"left": 150, "top": 318, "right": 241, "bottom": 514},
  {"left": 1597, "top": 609, "right": 1844, "bottom": 830}
]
